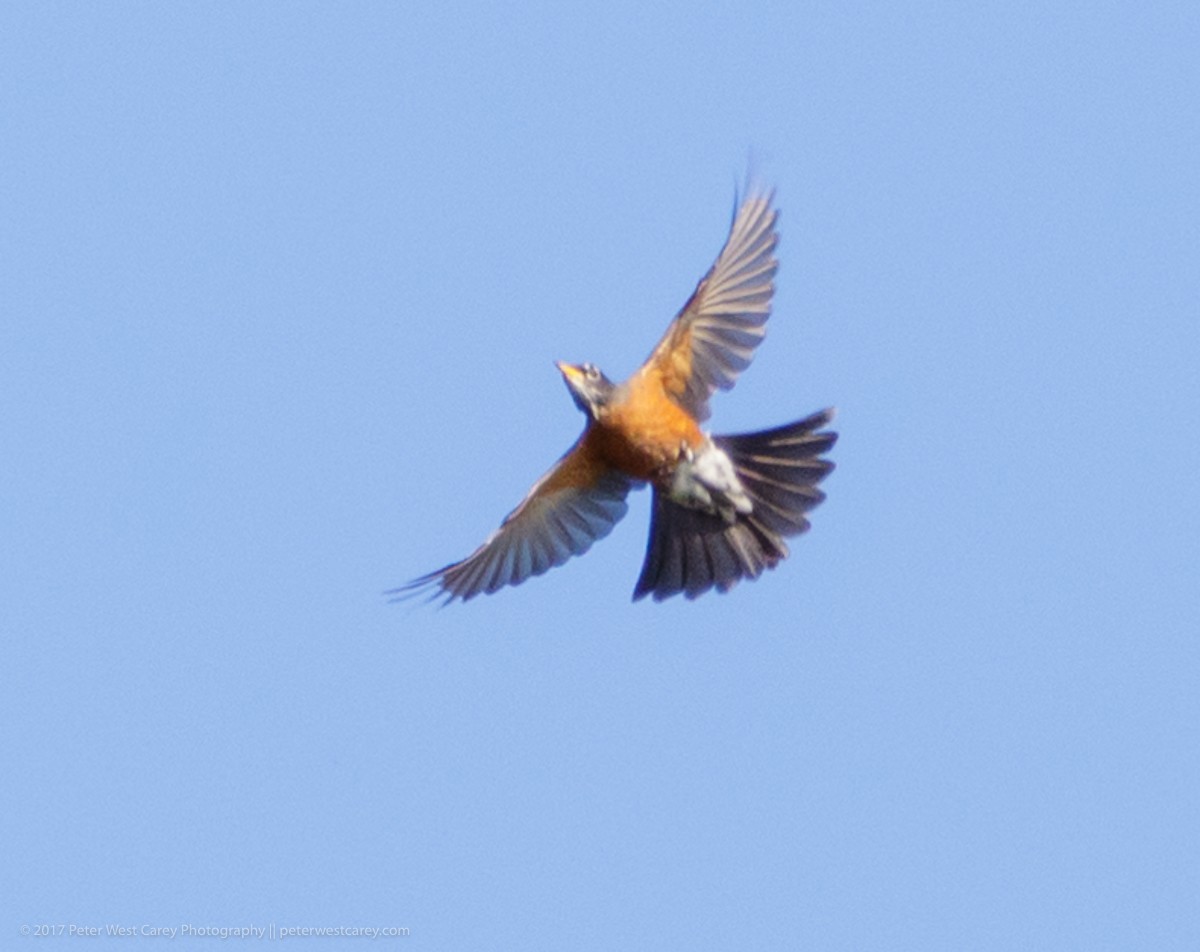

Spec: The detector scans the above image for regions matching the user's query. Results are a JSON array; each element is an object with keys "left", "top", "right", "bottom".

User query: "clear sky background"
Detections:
[{"left": 3, "top": 2, "right": 1198, "bottom": 949}]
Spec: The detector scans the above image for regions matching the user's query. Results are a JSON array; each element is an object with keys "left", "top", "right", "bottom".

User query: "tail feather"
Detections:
[{"left": 632, "top": 409, "right": 837, "bottom": 601}]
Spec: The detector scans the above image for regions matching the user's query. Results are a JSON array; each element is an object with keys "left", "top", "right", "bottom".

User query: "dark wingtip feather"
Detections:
[{"left": 385, "top": 570, "right": 456, "bottom": 608}]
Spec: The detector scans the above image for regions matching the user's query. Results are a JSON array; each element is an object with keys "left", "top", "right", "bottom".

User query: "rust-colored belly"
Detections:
[{"left": 588, "top": 381, "right": 704, "bottom": 484}]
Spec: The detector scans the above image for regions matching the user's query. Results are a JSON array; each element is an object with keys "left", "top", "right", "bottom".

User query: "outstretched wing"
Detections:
[
  {"left": 637, "top": 189, "right": 779, "bottom": 421},
  {"left": 392, "top": 435, "right": 632, "bottom": 604}
]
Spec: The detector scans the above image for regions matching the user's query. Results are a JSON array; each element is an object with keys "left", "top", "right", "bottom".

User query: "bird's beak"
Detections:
[
  {"left": 556, "top": 361, "right": 590, "bottom": 408},
  {"left": 555, "top": 360, "right": 583, "bottom": 383}
]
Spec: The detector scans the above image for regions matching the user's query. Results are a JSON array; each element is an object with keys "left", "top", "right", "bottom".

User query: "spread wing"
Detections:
[
  {"left": 637, "top": 189, "right": 779, "bottom": 421},
  {"left": 391, "top": 435, "right": 632, "bottom": 604}
]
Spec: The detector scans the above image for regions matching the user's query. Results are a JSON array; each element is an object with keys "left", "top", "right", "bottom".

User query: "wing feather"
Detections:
[
  {"left": 391, "top": 435, "right": 631, "bottom": 604},
  {"left": 638, "top": 190, "right": 779, "bottom": 420}
]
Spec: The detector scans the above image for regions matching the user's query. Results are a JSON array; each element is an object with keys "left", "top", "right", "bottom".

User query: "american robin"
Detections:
[{"left": 395, "top": 188, "right": 837, "bottom": 603}]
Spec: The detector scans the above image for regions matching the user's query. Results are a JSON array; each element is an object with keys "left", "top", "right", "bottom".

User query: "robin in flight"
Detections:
[{"left": 395, "top": 187, "right": 837, "bottom": 604}]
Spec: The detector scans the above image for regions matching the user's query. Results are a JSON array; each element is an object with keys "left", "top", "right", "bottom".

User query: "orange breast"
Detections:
[{"left": 588, "top": 375, "right": 703, "bottom": 482}]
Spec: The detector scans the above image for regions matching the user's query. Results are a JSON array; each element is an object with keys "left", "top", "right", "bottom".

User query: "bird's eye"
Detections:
[{"left": 585, "top": 364, "right": 600, "bottom": 380}]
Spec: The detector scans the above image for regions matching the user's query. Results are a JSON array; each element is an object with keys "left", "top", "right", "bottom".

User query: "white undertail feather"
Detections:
[{"left": 633, "top": 409, "right": 837, "bottom": 601}]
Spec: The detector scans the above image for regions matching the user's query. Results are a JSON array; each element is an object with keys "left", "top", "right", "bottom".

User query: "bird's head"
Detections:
[{"left": 556, "top": 361, "right": 616, "bottom": 419}]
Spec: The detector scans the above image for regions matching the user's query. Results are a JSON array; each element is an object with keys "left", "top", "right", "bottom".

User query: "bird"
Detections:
[{"left": 393, "top": 187, "right": 837, "bottom": 604}]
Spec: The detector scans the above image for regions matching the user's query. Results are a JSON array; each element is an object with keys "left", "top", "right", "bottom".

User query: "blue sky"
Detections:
[{"left": 3, "top": 2, "right": 1198, "bottom": 949}]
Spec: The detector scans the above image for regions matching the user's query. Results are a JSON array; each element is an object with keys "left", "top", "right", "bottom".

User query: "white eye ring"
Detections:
[{"left": 585, "top": 364, "right": 600, "bottom": 380}]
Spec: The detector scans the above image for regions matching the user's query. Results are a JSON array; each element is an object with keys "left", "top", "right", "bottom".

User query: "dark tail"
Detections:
[{"left": 632, "top": 408, "right": 837, "bottom": 601}]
